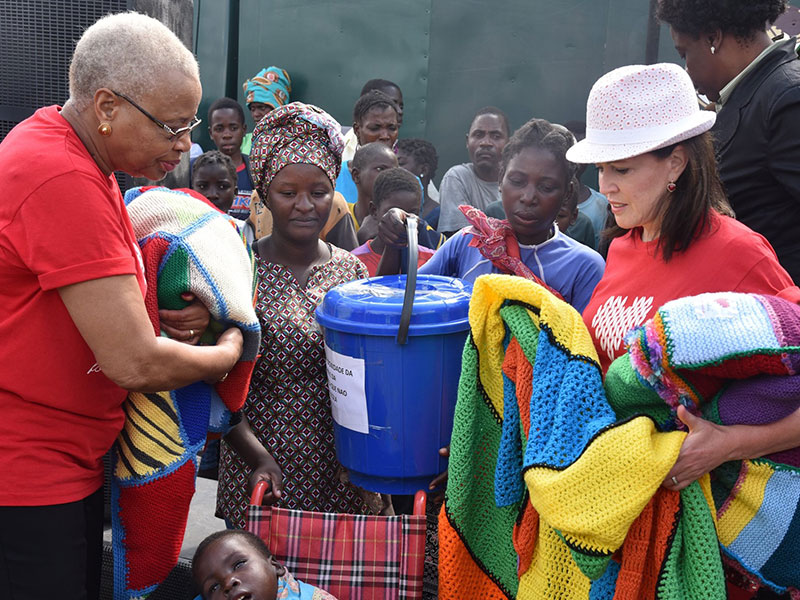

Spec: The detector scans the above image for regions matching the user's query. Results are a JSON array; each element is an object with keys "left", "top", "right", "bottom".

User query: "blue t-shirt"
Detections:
[
  {"left": 577, "top": 187, "right": 609, "bottom": 246},
  {"left": 335, "top": 160, "right": 358, "bottom": 204},
  {"left": 419, "top": 227, "right": 605, "bottom": 313}
]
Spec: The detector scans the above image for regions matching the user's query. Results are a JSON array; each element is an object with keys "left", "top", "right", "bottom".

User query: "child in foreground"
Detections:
[
  {"left": 192, "top": 530, "right": 337, "bottom": 600},
  {"left": 351, "top": 168, "right": 437, "bottom": 276}
]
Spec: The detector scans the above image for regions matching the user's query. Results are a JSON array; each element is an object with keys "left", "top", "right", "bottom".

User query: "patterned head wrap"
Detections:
[
  {"left": 243, "top": 66, "right": 292, "bottom": 109},
  {"left": 250, "top": 102, "right": 344, "bottom": 193}
]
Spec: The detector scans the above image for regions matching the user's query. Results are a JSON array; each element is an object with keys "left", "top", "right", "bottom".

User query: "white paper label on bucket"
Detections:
[{"left": 324, "top": 345, "right": 369, "bottom": 434}]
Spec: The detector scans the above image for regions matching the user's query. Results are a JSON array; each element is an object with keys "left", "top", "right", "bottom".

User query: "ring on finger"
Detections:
[
  {"left": 189, "top": 329, "right": 195, "bottom": 338},
  {"left": 671, "top": 476, "right": 679, "bottom": 486}
]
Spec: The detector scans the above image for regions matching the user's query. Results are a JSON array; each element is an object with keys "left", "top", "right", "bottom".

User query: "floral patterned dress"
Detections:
[{"left": 217, "top": 246, "right": 370, "bottom": 528}]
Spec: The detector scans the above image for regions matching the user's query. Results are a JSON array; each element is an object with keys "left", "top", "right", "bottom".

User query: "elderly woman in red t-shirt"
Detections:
[
  {"left": 568, "top": 62, "right": 800, "bottom": 599},
  {"left": 0, "top": 13, "right": 244, "bottom": 600}
]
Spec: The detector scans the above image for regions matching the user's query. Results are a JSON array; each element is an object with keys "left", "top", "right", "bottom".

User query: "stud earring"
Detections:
[
  {"left": 710, "top": 45, "right": 716, "bottom": 55},
  {"left": 667, "top": 181, "right": 677, "bottom": 193},
  {"left": 98, "top": 122, "right": 112, "bottom": 136}
]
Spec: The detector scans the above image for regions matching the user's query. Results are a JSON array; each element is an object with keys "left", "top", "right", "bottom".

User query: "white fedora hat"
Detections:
[{"left": 566, "top": 63, "right": 716, "bottom": 164}]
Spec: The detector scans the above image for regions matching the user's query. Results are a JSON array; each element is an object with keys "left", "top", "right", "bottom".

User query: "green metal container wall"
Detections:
[{"left": 194, "top": 0, "right": 680, "bottom": 184}]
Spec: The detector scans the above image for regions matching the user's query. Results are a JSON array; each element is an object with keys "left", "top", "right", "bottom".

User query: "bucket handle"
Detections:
[{"left": 396, "top": 214, "right": 419, "bottom": 345}]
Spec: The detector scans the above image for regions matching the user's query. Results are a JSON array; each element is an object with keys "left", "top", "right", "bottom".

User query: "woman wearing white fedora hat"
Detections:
[
  {"left": 568, "top": 62, "right": 798, "bottom": 373},
  {"left": 569, "top": 62, "right": 800, "bottom": 599}
]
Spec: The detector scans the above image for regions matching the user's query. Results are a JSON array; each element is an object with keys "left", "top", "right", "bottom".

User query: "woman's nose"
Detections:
[
  {"left": 174, "top": 133, "right": 192, "bottom": 153},
  {"left": 295, "top": 193, "right": 314, "bottom": 210},
  {"left": 598, "top": 175, "right": 613, "bottom": 195},
  {"left": 519, "top": 185, "right": 536, "bottom": 203}
]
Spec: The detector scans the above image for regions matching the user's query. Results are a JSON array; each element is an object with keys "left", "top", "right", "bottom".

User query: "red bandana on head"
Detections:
[{"left": 458, "top": 205, "right": 564, "bottom": 301}]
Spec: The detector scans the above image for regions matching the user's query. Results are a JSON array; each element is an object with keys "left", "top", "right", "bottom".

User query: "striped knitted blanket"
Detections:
[
  {"left": 438, "top": 275, "right": 722, "bottom": 599},
  {"left": 623, "top": 291, "right": 800, "bottom": 597},
  {"left": 113, "top": 187, "right": 260, "bottom": 600}
]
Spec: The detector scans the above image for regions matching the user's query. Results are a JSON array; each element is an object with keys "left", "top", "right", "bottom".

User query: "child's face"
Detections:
[
  {"left": 555, "top": 203, "right": 578, "bottom": 232},
  {"left": 501, "top": 146, "right": 568, "bottom": 245},
  {"left": 209, "top": 108, "right": 246, "bottom": 157},
  {"left": 373, "top": 189, "right": 421, "bottom": 219},
  {"left": 396, "top": 149, "right": 424, "bottom": 180},
  {"left": 192, "top": 164, "right": 237, "bottom": 213},
  {"left": 354, "top": 149, "right": 398, "bottom": 197},
  {"left": 194, "top": 536, "right": 280, "bottom": 600}
]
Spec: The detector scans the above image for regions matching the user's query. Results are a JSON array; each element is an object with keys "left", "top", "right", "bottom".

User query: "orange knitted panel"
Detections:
[
  {"left": 513, "top": 502, "right": 539, "bottom": 578},
  {"left": 438, "top": 505, "right": 511, "bottom": 600},
  {"left": 614, "top": 488, "right": 680, "bottom": 600},
  {"left": 502, "top": 338, "right": 533, "bottom": 438}
]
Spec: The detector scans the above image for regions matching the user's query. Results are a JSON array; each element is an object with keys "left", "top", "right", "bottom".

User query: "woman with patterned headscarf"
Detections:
[
  {"left": 240, "top": 66, "right": 291, "bottom": 154},
  {"left": 216, "top": 103, "right": 377, "bottom": 529}
]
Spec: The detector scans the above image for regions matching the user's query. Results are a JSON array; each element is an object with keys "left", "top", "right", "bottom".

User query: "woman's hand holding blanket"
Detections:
[
  {"left": 159, "top": 292, "right": 211, "bottom": 344},
  {"left": 664, "top": 405, "right": 734, "bottom": 491}
]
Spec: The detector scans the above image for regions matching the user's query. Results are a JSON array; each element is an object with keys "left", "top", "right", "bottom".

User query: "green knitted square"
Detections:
[{"left": 657, "top": 483, "right": 726, "bottom": 599}]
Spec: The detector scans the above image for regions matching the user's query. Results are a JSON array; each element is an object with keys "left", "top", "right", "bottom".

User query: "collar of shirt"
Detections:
[{"left": 716, "top": 34, "right": 788, "bottom": 111}]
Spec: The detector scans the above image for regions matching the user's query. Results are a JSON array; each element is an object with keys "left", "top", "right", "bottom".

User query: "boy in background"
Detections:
[
  {"left": 352, "top": 168, "right": 438, "bottom": 276},
  {"left": 565, "top": 120, "right": 609, "bottom": 246},
  {"left": 206, "top": 98, "right": 254, "bottom": 220},
  {"left": 349, "top": 142, "right": 399, "bottom": 239},
  {"left": 556, "top": 176, "right": 597, "bottom": 250}
]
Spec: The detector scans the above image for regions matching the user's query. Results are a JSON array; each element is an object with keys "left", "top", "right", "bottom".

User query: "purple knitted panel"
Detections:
[
  {"left": 758, "top": 295, "right": 800, "bottom": 346},
  {"left": 718, "top": 375, "right": 800, "bottom": 466}
]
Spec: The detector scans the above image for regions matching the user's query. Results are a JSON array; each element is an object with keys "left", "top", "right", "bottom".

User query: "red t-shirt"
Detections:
[
  {"left": 583, "top": 213, "right": 797, "bottom": 374},
  {"left": 351, "top": 239, "right": 435, "bottom": 277},
  {"left": 0, "top": 106, "right": 147, "bottom": 505}
]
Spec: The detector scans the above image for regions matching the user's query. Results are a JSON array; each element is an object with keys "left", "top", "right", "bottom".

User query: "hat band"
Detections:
[{"left": 586, "top": 113, "right": 699, "bottom": 145}]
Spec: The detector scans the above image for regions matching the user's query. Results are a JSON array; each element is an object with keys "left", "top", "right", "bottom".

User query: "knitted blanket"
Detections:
[
  {"left": 113, "top": 187, "right": 260, "bottom": 600},
  {"left": 623, "top": 291, "right": 800, "bottom": 597},
  {"left": 438, "top": 274, "right": 721, "bottom": 599}
]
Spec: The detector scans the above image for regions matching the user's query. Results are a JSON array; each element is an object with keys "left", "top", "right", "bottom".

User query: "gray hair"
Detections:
[{"left": 68, "top": 12, "right": 200, "bottom": 111}]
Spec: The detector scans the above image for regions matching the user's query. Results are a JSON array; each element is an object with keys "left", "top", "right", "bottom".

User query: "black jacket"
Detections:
[{"left": 713, "top": 38, "right": 800, "bottom": 283}]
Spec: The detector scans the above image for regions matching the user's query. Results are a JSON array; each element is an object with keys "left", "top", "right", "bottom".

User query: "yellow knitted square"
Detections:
[{"left": 524, "top": 418, "right": 686, "bottom": 555}]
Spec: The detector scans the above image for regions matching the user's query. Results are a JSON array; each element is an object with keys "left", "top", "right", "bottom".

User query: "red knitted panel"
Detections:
[{"left": 117, "top": 460, "right": 196, "bottom": 590}]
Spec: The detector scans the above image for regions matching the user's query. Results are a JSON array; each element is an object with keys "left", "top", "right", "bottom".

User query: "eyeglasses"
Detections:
[{"left": 112, "top": 90, "right": 201, "bottom": 142}]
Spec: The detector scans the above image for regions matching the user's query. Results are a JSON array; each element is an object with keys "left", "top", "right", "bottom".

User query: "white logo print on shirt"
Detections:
[
  {"left": 591, "top": 296, "right": 654, "bottom": 362},
  {"left": 86, "top": 363, "right": 102, "bottom": 375}
]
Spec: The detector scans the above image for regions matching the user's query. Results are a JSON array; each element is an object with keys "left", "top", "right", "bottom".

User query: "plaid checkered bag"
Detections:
[{"left": 247, "top": 498, "right": 426, "bottom": 600}]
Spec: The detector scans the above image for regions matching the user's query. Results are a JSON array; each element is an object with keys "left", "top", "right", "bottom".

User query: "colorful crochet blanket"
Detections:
[
  {"left": 438, "top": 275, "right": 722, "bottom": 599},
  {"left": 623, "top": 291, "right": 800, "bottom": 597},
  {"left": 113, "top": 187, "right": 260, "bottom": 600}
]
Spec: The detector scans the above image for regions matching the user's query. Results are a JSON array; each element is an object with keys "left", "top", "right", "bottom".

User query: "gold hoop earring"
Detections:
[{"left": 98, "top": 123, "right": 112, "bottom": 136}]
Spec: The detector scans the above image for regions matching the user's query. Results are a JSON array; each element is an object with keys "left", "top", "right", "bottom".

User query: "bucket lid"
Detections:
[{"left": 316, "top": 275, "right": 472, "bottom": 336}]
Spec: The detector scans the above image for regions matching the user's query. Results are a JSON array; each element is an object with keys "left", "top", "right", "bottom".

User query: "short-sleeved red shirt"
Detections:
[
  {"left": 0, "top": 106, "right": 146, "bottom": 505},
  {"left": 583, "top": 213, "right": 797, "bottom": 374}
]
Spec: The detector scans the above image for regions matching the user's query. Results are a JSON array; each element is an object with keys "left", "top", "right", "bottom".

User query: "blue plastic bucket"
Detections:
[{"left": 316, "top": 274, "right": 471, "bottom": 494}]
